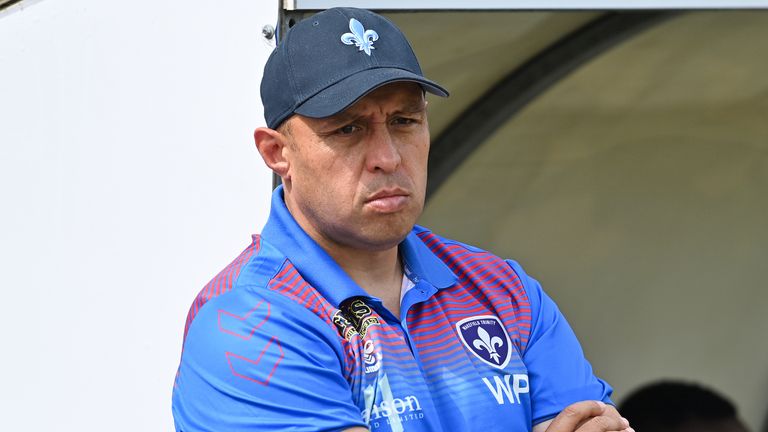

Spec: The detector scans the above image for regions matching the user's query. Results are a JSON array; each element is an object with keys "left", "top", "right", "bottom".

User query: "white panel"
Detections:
[{"left": 0, "top": 0, "right": 277, "bottom": 430}]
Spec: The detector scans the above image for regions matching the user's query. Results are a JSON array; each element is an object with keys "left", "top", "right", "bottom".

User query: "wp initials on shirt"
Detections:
[{"left": 482, "top": 374, "right": 530, "bottom": 405}]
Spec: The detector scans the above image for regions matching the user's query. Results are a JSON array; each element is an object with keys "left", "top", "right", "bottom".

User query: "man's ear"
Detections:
[{"left": 254, "top": 126, "right": 290, "bottom": 179}]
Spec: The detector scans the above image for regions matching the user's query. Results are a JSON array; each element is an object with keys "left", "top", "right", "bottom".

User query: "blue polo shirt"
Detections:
[{"left": 172, "top": 186, "right": 612, "bottom": 431}]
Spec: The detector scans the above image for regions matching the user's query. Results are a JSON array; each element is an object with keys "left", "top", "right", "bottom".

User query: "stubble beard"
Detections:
[{"left": 326, "top": 197, "right": 423, "bottom": 253}]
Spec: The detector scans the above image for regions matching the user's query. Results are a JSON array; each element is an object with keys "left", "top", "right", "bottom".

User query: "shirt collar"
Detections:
[
  {"left": 400, "top": 226, "right": 457, "bottom": 289},
  {"left": 261, "top": 185, "right": 457, "bottom": 307}
]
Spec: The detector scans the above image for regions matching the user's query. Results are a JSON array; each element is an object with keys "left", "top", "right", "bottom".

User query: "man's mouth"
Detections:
[{"left": 364, "top": 188, "right": 410, "bottom": 213}]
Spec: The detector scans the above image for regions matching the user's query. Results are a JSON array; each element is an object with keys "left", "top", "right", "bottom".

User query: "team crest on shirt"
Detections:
[{"left": 456, "top": 315, "right": 512, "bottom": 370}]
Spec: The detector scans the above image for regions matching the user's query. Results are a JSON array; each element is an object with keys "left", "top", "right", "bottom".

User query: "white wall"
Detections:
[{"left": 0, "top": 1, "right": 276, "bottom": 430}]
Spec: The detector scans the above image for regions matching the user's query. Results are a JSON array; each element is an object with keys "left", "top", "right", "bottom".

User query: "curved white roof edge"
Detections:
[
  {"left": 288, "top": 0, "right": 768, "bottom": 10},
  {"left": 0, "top": 0, "right": 45, "bottom": 19}
]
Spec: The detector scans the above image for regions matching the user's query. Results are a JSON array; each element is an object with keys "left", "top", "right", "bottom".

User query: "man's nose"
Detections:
[{"left": 365, "top": 125, "right": 401, "bottom": 173}]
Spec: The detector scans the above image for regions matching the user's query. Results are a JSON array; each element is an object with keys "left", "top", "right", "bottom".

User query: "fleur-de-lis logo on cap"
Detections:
[
  {"left": 340, "top": 18, "right": 379, "bottom": 56},
  {"left": 472, "top": 326, "right": 504, "bottom": 364}
]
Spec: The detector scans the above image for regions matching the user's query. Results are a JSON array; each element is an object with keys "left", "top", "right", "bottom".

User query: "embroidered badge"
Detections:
[
  {"left": 332, "top": 310, "right": 360, "bottom": 340},
  {"left": 335, "top": 297, "right": 381, "bottom": 339},
  {"left": 455, "top": 315, "right": 512, "bottom": 370},
  {"left": 344, "top": 298, "right": 381, "bottom": 337},
  {"left": 340, "top": 18, "right": 379, "bottom": 56}
]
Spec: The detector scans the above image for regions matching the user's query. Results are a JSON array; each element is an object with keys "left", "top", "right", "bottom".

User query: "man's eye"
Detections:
[
  {"left": 393, "top": 117, "right": 417, "bottom": 126},
  {"left": 337, "top": 125, "right": 359, "bottom": 135}
]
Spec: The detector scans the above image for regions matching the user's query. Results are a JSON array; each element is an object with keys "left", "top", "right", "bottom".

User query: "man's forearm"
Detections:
[{"left": 535, "top": 401, "right": 633, "bottom": 432}]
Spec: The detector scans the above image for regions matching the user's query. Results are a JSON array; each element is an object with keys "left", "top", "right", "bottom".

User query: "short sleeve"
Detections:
[
  {"left": 172, "top": 289, "right": 366, "bottom": 432},
  {"left": 505, "top": 260, "right": 613, "bottom": 425}
]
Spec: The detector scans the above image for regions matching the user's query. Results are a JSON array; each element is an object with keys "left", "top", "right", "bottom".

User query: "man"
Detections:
[{"left": 173, "top": 7, "right": 632, "bottom": 432}]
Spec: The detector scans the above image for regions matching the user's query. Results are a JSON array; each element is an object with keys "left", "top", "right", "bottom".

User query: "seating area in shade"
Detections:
[{"left": 390, "top": 11, "right": 767, "bottom": 430}]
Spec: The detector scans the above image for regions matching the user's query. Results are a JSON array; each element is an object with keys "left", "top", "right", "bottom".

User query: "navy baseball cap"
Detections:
[{"left": 261, "top": 7, "right": 449, "bottom": 129}]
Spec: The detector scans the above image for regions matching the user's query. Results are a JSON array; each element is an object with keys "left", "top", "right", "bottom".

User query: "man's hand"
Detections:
[{"left": 535, "top": 400, "right": 633, "bottom": 432}]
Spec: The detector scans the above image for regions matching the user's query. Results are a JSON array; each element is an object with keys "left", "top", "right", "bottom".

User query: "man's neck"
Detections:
[
  {"left": 282, "top": 192, "right": 406, "bottom": 318},
  {"left": 323, "top": 242, "right": 404, "bottom": 320}
]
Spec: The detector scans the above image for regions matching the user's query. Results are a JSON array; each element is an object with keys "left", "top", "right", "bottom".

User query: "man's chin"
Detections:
[
  {"left": 354, "top": 223, "right": 414, "bottom": 251},
  {"left": 363, "top": 232, "right": 412, "bottom": 251},
  {"left": 336, "top": 207, "right": 422, "bottom": 251}
]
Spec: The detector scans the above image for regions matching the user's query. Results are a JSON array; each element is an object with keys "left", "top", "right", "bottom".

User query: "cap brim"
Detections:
[{"left": 294, "top": 67, "right": 449, "bottom": 119}]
